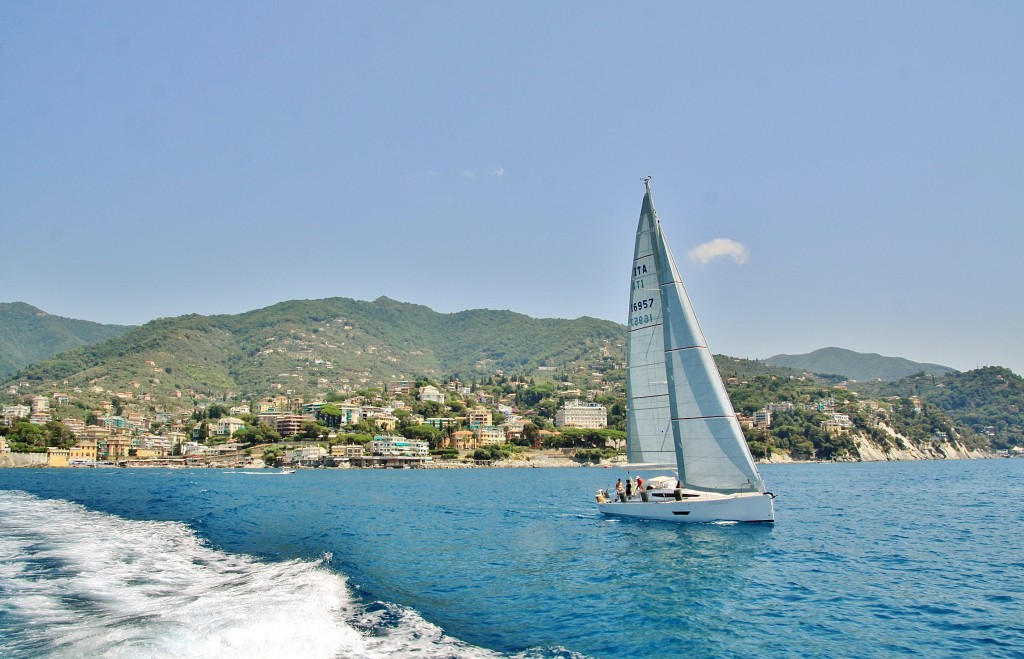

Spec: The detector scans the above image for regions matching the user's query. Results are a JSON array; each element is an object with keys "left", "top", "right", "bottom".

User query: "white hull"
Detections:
[{"left": 597, "top": 491, "right": 775, "bottom": 523}]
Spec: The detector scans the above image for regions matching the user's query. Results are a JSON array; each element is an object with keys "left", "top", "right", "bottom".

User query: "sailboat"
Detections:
[{"left": 596, "top": 179, "right": 775, "bottom": 523}]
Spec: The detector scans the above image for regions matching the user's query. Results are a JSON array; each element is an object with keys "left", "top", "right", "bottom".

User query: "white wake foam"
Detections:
[{"left": 0, "top": 491, "right": 502, "bottom": 658}]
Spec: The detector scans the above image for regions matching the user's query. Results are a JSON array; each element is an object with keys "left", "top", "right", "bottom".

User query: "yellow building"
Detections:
[
  {"left": 46, "top": 447, "right": 70, "bottom": 467},
  {"left": 69, "top": 440, "right": 98, "bottom": 462},
  {"left": 467, "top": 406, "right": 492, "bottom": 428},
  {"left": 452, "top": 430, "right": 476, "bottom": 450}
]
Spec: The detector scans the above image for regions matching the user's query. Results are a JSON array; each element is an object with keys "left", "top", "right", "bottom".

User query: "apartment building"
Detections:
[
  {"left": 477, "top": 427, "right": 507, "bottom": 445},
  {"left": 370, "top": 436, "right": 428, "bottom": 457},
  {"left": 418, "top": 385, "right": 446, "bottom": 404},
  {"left": 555, "top": 400, "right": 607, "bottom": 429},
  {"left": 467, "top": 406, "right": 492, "bottom": 428}
]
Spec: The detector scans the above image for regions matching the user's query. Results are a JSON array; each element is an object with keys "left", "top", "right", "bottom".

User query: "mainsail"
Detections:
[
  {"left": 626, "top": 180, "right": 765, "bottom": 493},
  {"left": 625, "top": 188, "right": 675, "bottom": 467}
]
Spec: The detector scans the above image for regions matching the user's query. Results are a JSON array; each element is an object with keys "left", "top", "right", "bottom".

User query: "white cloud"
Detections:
[
  {"left": 458, "top": 169, "right": 475, "bottom": 178},
  {"left": 489, "top": 165, "right": 505, "bottom": 177},
  {"left": 687, "top": 238, "right": 750, "bottom": 265}
]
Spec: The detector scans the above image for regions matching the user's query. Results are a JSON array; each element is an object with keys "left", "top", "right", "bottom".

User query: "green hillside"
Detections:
[
  {"left": 8, "top": 297, "right": 624, "bottom": 404},
  {"left": 0, "top": 302, "right": 133, "bottom": 380},
  {"left": 4, "top": 297, "right": 1020, "bottom": 461},
  {"left": 870, "top": 367, "right": 1024, "bottom": 450},
  {"left": 766, "top": 346, "right": 956, "bottom": 382}
]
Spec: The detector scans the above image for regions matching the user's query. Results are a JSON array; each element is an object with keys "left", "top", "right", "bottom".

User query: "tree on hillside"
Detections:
[
  {"left": 317, "top": 404, "right": 344, "bottom": 428},
  {"left": 351, "top": 419, "right": 378, "bottom": 435},
  {"left": 414, "top": 400, "right": 445, "bottom": 418},
  {"left": 294, "top": 420, "right": 329, "bottom": 440},
  {"left": 393, "top": 409, "right": 412, "bottom": 428},
  {"left": 233, "top": 423, "right": 281, "bottom": 446},
  {"left": 1, "top": 420, "right": 76, "bottom": 451},
  {"left": 206, "top": 404, "right": 229, "bottom": 419},
  {"left": 403, "top": 424, "right": 442, "bottom": 448},
  {"left": 521, "top": 422, "right": 540, "bottom": 448}
]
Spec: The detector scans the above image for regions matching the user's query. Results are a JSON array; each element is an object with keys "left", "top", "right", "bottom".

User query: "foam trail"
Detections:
[{"left": 0, "top": 491, "right": 503, "bottom": 658}]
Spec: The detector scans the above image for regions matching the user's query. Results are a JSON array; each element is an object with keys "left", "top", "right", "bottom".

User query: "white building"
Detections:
[
  {"left": 555, "top": 400, "right": 607, "bottom": 429},
  {"left": 370, "top": 436, "right": 429, "bottom": 457},
  {"left": 336, "top": 403, "right": 362, "bottom": 426},
  {"left": 477, "top": 427, "right": 507, "bottom": 445},
  {"left": 753, "top": 409, "right": 771, "bottom": 429},
  {"left": 181, "top": 442, "right": 211, "bottom": 456},
  {"left": 418, "top": 385, "right": 446, "bottom": 404},
  {"left": 215, "top": 416, "right": 246, "bottom": 437},
  {"left": 138, "top": 434, "right": 174, "bottom": 454},
  {"left": 822, "top": 412, "right": 854, "bottom": 432},
  {"left": 285, "top": 445, "right": 328, "bottom": 465},
  {"left": 3, "top": 404, "right": 30, "bottom": 421}
]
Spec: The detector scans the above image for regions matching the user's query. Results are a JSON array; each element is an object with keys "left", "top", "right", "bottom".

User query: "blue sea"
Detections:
[{"left": 1, "top": 460, "right": 1022, "bottom": 658}]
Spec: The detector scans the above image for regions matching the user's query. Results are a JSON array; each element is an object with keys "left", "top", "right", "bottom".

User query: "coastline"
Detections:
[{"left": 1, "top": 445, "right": 1000, "bottom": 470}]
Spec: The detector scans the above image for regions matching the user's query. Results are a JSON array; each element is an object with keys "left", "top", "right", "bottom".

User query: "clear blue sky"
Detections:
[{"left": 2, "top": 2, "right": 1022, "bottom": 376}]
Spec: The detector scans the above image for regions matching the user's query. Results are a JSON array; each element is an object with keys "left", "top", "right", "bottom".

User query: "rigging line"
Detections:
[
  {"left": 644, "top": 323, "right": 660, "bottom": 355},
  {"left": 660, "top": 423, "right": 673, "bottom": 451},
  {"left": 627, "top": 322, "right": 663, "bottom": 334},
  {"left": 664, "top": 344, "right": 710, "bottom": 353}
]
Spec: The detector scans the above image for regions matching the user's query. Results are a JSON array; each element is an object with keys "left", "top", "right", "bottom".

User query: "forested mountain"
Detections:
[
  {"left": 761, "top": 350, "right": 1022, "bottom": 451},
  {"left": 7, "top": 297, "right": 623, "bottom": 402},
  {"left": 0, "top": 302, "right": 132, "bottom": 380},
  {"left": 766, "top": 346, "right": 956, "bottom": 382},
  {"left": 4, "top": 297, "right": 1020, "bottom": 460},
  {"left": 871, "top": 367, "right": 1024, "bottom": 451}
]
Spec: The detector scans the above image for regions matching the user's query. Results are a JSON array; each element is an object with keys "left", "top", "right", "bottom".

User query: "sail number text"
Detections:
[
  {"left": 631, "top": 264, "right": 655, "bottom": 325},
  {"left": 630, "top": 298, "right": 654, "bottom": 313}
]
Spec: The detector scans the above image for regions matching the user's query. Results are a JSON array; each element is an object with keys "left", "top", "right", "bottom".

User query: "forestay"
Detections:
[{"left": 627, "top": 181, "right": 765, "bottom": 493}]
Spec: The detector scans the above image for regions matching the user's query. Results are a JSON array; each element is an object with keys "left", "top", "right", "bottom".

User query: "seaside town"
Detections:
[
  {"left": 1, "top": 365, "right": 1004, "bottom": 470},
  {"left": 0, "top": 374, "right": 623, "bottom": 469}
]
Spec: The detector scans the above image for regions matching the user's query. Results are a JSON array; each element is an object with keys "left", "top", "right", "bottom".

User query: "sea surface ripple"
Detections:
[{"left": 1, "top": 459, "right": 1022, "bottom": 658}]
